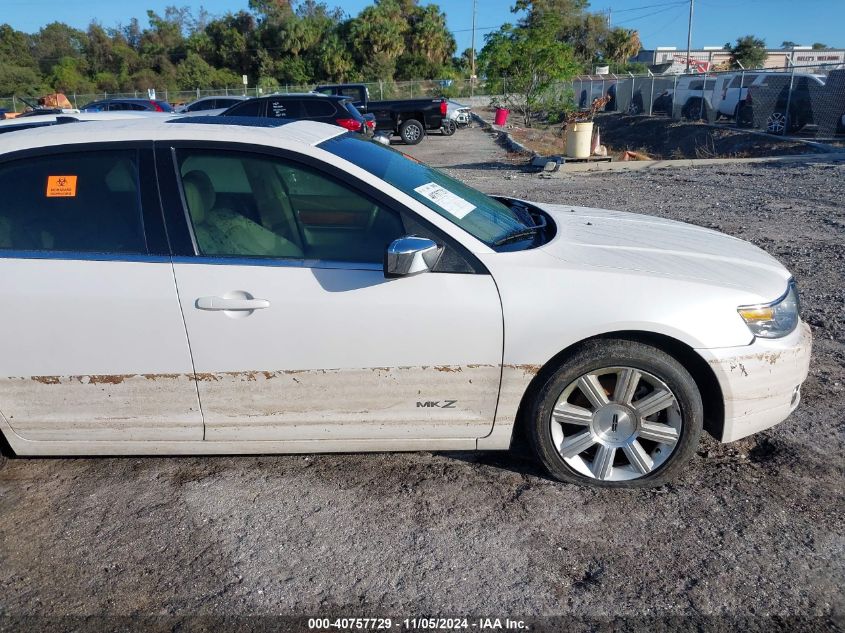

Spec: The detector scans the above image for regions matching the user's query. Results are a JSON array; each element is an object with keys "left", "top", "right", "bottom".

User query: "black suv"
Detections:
[{"left": 221, "top": 94, "right": 372, "bottom": 136}]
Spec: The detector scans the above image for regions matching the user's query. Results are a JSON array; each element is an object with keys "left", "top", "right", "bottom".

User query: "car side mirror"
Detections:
[{"left": 384, "top": 236, "right": 443, "bottom": 278}]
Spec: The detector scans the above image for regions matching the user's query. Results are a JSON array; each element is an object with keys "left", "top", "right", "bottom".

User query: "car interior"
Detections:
[
  {"left": 0, "top": 151, "right": 146, "bottom": 253},
  {"left": 178, "top": 151, "right": 404, "bottom": 263}
]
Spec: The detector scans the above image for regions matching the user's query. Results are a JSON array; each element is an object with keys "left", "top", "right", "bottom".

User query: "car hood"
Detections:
[{"left": 533, "top": 203, "right": 791, "bottom": 301}]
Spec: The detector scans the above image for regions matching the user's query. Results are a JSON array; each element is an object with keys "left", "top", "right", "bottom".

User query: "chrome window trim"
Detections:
[
  {"left": 171, "top": 255, "right": 383, "bottom": 271},
  {"left": 0, "top": 250, "right": 170, "bottom": 263},
  {"left": 0, "top": 251, "right": 382, "bottom": 271}
]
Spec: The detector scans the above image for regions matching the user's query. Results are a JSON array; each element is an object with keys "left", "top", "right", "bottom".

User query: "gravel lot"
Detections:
[{"left": 1, "top": 125, "right": 843, "bottom": 632}]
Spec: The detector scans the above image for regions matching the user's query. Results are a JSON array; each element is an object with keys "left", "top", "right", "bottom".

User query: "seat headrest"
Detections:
[{"left": 182, "top": 170, "right": 216, "bottom": 224}]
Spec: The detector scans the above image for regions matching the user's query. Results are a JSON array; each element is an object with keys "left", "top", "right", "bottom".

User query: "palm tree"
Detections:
[{"left": 604, "top": 28, "right": 641, "bottom": 65}]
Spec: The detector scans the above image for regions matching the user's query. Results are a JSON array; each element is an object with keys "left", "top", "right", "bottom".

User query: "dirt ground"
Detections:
[
  {"left": 505, "top": 111, "right": 845, "bottom": 160},
  {"left": 1, "top": 125, "right": 843, "bottom": 632}
]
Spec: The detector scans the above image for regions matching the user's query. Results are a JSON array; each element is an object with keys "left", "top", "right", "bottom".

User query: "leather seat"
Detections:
[{"left": 181, "top": 170, "right": 303, "bottom": 259}]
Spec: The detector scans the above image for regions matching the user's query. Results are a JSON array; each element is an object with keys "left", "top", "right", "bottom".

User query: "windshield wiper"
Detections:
[
  {"left": 493, "top": 227, "right": 539, "bottom": 246},
  {"left": 493, "top": 207, "right": 548, "bottom": 247}
]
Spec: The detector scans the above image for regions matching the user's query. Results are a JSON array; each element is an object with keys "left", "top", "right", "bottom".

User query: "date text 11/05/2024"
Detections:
[{"left": 308, "top": 617, "right": 529, "bottom": 630}]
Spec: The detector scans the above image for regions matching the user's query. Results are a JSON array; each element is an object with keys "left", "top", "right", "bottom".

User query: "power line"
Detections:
[
  {"left": 615, "top": 5, "right": 687, "bottom": 26},
  {"left": 611, "top": 1, "right": 689, "bottom": 14}
]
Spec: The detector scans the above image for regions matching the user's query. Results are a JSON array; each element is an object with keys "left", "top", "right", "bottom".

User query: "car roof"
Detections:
[
  {"left": 90, "top": 97, "right": 162, "bottom": 103},
  {"left": 0, "top": 117, "right": 347, "bottom": 154},
  {"left": 262, "top": 93, "right": 348, "bottom": 101},
  {"left": 190, "top": 95, "right": 249, "bottom": 102}
]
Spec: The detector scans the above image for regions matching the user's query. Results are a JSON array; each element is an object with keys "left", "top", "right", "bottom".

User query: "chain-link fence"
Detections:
[
  {"left": 569, "top": 62, "right": 845, "bottom": 138},
  {"left": 0, "top": 78, "right": 496, "bottom": 115}
]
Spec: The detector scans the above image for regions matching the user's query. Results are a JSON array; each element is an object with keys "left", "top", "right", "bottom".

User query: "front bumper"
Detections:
[{"left": 697, "top": 322, "right": 812, "bottom": 442}]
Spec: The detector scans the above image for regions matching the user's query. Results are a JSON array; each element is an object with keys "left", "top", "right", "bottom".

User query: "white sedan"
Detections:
[{"left": 0, "top": 118, "right": 811, "bottom": 487}]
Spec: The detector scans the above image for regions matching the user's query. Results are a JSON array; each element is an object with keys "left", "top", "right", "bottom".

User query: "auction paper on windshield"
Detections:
[{"left": 414, "top": 182, "right": 475, "bottom": 219}]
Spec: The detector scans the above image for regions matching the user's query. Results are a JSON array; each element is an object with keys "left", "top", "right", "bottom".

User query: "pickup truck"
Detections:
[{"left": 314, "top": 83, "right": 447, "bottom": 144}]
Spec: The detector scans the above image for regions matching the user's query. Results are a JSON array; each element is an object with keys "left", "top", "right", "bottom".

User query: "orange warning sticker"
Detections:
[{"left": 46, "top": 175, "right": 77, "bottom": 198}]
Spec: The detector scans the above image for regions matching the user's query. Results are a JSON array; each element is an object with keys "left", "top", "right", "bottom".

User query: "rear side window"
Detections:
[
  {"left": 225, "top": 100, "right": 265, "bottom": 117},
  {"left": 304, "top": 99, "right": 336, "bottom": 117},
  {"left": 267, "top": 99, "right": 303, "bottom": 118},
  {"left": 217, "top": 98, "right": 242, "bottom": 109},
  {"left": 340, "top": 87, "right": 363, "bottom": 100},
  {"left": 0, "top": 150, "right": 147, "bottom": 254}
]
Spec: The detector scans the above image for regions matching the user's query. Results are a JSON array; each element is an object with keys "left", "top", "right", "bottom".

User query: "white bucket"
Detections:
[{"left": 565, "top": 121, "right": 594, "bottom": 159}]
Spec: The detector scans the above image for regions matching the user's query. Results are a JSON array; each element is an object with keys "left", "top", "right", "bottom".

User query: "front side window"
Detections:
[
  {"left": 177, "top": 149, "right": 404, "bottom": 264},
  {"left": 319, "top": 134, "right": 530, "bottom": 248},
  {"left": 0, "top": 150, "right": 146, "bottom": 253}
]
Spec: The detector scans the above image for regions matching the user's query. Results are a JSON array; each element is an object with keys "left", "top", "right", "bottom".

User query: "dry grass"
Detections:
[{"left": 508, "top": 125, "right": 567, "bottom": 156}]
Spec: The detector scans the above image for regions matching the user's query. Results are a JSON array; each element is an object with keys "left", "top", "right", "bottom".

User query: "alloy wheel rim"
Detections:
[
  {"left": 406, "top": 125, "right": 421, "bottom": 141},
  {"left": 768, "top": 112, "right": 786, "bottom": 133},
  {"left": 550, "top": 367, "right": 683, "bottom": 481}
]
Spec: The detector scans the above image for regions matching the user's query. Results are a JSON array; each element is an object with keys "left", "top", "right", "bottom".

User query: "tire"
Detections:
[
  {"left": 0, "top": 430, "right": 14, "bottom": 471},
  {"left": 735, "top": 102, "right": 753, "bottom": 128},
  {"left": 681, "top": 98, "right": 702, "bottom": 121},
  {"left": 399, "top": 119, "right": 424, "bottom": 145},
  {"left": 526, "top": 339, "right": 703, "bottom": 488},
  {"left": 441, "top": 119, "right": 457, "bottom": 136}
]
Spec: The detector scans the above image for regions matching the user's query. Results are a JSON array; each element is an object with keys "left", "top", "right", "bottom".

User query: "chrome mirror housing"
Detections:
[{"left": 384, "top": 236, "right": 443, "bottom": 278}]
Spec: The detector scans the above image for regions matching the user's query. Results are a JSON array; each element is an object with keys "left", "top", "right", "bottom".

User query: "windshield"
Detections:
[{"left": 318, "top": 133, "right": 532, "bottom": 248}]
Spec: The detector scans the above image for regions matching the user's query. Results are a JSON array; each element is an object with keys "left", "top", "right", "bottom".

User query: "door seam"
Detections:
[{"left": 169, "top": 261, "right": 206, "bottom": 440}]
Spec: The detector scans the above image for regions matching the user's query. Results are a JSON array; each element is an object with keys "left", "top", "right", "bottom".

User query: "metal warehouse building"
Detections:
[{"left": 634, "top": 46, "right": 845, "bottom": 73}]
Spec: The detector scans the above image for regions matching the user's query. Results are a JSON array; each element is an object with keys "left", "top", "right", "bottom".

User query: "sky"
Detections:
[{"left": 2, "top": 0, "right": 844, "bottom": 53}]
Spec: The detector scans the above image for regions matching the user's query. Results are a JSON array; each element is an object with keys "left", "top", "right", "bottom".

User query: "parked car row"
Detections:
[
  {"left": 591, "top": 69, "right": 843, "bottom": 137},
  {"left": 6, "top": 84, "right": 474, "bottom": 145}
]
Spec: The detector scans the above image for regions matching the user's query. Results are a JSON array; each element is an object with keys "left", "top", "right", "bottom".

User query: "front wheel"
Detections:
[
  {"left": 441, "top": 119, "right": 457, "bottom": 136},
  {"left": 399, "top": 119, "right": 425, "bottom": 145},
  {"left": 681, "top": 98, "right": 702, "bottom": 120},
  {"left": 527, "top": 339, "right": 703, "bottom": 487},
  {"left": 766, "top": 111, "right": 789, "bottom": 135}
]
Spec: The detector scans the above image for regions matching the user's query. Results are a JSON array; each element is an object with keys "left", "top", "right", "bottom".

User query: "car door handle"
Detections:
[{"left": 196, "top": 297, "right": 270, "bottom": 311}]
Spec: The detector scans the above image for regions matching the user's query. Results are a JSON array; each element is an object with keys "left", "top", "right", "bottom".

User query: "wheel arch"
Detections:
[
  {"left": 509, "top": 330, "right": 725, "bottom": 451},
  {"left": 399, "top": 113, "right": 425, "bottom": 126}
]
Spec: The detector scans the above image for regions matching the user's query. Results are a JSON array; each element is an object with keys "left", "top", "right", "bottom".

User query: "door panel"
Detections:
[
  {"left": 173, "top": 263, "right": 503, "bottom": 441},
  {"left": 0, "top": 148, "right": 202, "bottom": 441},
  {"left": 0, "top": 257, "right": 202, "bottom": 441}
]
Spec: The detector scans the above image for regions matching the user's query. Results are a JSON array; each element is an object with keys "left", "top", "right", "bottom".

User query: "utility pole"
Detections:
[
  {"left": 470, "top": 0, "right": 477, "bottom": 97},
  {"left": 606, "top": 7, "right": 611, "bottom": 28},
  {"left": 685, "top": 0, "right": 694, "bottom": 73}
]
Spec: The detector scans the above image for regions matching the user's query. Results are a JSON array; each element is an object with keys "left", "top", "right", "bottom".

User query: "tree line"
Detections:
[
  {"left": 0, "top": 0, "right": 651, "bottom": 98},
  {"left": 0, "top": 0, "right": 462, "bottom": 97}
]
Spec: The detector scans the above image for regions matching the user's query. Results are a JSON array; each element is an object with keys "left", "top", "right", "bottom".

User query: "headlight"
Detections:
[{"left": 737, "top": 281, "right": 800, "bottom": 339}]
